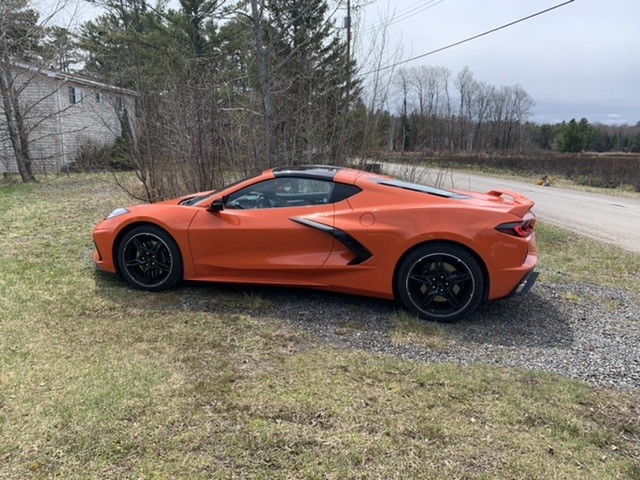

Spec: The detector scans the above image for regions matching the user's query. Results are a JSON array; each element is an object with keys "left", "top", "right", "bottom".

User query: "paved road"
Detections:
[{"left": 385, "top": 164, "right": 640, "bottom": 253}]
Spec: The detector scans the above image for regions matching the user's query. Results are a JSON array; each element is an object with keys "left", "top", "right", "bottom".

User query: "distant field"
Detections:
[{"left": 1, "top": 174, "right": 639, "bottom": 478}]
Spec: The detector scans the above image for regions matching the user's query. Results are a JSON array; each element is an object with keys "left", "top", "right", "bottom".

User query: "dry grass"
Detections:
[
  {"left": 390, "top": 311, "right": 451, "bottom": 350},
  {"left": 1, "top": 173, "right": 639, "bottom": 478},
  {"left": 535, "top": 222, "right": 640, "bottom": 295}
]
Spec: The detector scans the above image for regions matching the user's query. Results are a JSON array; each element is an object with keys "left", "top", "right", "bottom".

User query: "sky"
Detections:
[
  {"left": 40, "top": 0, "right": 640, "bottom": 125},
  {"left": 356, "top": 0, "right": 640, "bottom": 125}
]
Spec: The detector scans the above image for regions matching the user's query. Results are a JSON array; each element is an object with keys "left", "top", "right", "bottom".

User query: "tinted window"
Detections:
[
  {"left": 330, "top": 183, "right": 361, "bottom": 203},
  {"left": 226, "top": 178, "right": 337, "bottom": 210}
]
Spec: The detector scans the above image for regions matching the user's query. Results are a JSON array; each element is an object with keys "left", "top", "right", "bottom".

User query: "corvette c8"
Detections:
[{"left": 93, "top": 165, "right": 538, "bottom": 322}]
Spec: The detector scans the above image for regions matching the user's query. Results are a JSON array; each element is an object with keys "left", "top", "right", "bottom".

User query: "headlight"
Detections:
[{"left": 105, "top": 207, "right": 130, "bottom": 220}]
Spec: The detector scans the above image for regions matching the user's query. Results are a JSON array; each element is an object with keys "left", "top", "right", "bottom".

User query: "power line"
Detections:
[
  {"left": 362, "top": 0, "right": 446, "bottom": 37},
  {"left": 362, "top": 0, "right": 575, "bottom": 76},
  {"left": 384, "top": 0, "right": 445, "bottom": 28}
]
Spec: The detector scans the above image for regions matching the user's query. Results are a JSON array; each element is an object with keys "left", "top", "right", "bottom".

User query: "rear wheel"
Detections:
[
  {"left": 117, "top": 225, "right": 183, "bottom": 291},
  {"left": 396, "top": 243, "right": 484, "bottom": 322}
]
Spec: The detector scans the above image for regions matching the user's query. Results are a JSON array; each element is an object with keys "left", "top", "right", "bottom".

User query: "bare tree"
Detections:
[
  {"left": 454, "top": 66, "right": 476, "bottom": 151},
  {"left": 0, "top": 0, "right": 41, "bottom": 181},
  {"left": 394, "top": 67, "right": 411, "bottom": 151},
  {"left": 354, "top": 5, "right": 402, "bottom": 158},
  {"left": 249, "top": 0, "right": 281, "bottom": 165},
  {"left": 471, "top": 81, "right": 493, "bottom": 153},
  {"left": 384, "top": 65, "right": 535, "bottom": 155},
  {"left": 0, "top": 0, "right": 80, "bottom": 182}
]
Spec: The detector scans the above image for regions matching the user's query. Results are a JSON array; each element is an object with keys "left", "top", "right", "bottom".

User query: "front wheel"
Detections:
[
  {"left": 117, "top": 225, "right": 183, "bottom": 291},
  {"left": 396, "top": 243, "right": 485, "bottom": 322}
]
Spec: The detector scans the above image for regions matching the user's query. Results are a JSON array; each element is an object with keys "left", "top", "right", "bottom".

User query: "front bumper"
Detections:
[{"left": 93, "top": 246, "right": 116, "bottom": 273}]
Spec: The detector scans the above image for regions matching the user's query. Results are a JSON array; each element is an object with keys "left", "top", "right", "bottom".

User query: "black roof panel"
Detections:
[{"left": 272, "top": 165, "right": 343, "bottom": 180}]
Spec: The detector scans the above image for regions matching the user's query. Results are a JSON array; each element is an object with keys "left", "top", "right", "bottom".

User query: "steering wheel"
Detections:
[{"left": 256, "top": 193, "right": 284, "bottom": 209}]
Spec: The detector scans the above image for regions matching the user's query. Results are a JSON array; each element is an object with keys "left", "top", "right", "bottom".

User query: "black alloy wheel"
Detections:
[
  {"left": 396, "top": 243, "right": 484, "bottom": 322},
  {"left": 117, "top": 225, "right": 183, "bottom": 291}
]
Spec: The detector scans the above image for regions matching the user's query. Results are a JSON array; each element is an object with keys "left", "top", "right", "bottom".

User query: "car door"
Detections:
[{"left": 188, "top": 178, "right": 336, "bottom": 279}]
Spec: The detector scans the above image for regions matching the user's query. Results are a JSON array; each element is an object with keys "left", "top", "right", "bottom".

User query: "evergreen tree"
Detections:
[
  {"left": 0, "top": 0, "right": 42, "bottom": 58},
  {"left": 79, "top": 0, "right": 165, "bottom": 90},
  {"left": 44, "top": 26, "right": 79, "bottom": 72},
  {"left": 556, "top": 119, "right": 586, "bottom": 153},
  {"left": 264, "top": 0, "right": 358, "bottom": 164}
]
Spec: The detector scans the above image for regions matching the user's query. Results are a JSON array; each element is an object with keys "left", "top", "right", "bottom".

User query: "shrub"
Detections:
[
  {"left": 74, "top": 137, "right": 134, "bottom": 172},
  {"left": 397, "top": 152, "right": 640, "bottom": 192}
]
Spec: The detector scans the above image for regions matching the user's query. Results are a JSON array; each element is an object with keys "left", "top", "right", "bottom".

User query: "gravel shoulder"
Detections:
[{"left": 184, "top": 281, "right": 640, "bottom": 392}]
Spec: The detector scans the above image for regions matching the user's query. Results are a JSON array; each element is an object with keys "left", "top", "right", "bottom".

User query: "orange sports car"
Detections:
[{"left": 93, "top": 165, "right": 538, "bottom": 322}]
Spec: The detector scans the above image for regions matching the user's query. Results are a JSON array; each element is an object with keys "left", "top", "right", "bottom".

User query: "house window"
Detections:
[
  {"left": 69, "top": 86, "right": 83, "bottom": 105},
  {"left": 95, "top": 92, "right": 103, "bottom": 104}
]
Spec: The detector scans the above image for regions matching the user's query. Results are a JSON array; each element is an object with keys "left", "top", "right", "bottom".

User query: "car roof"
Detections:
[
  {"left": 271, "top": 165, "right": 344, "bottom": 180},
  {"left": 271, "top": 165, "right": 381, "bottom": 183}
]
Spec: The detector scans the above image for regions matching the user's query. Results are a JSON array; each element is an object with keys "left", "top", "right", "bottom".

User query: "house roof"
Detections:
[{"left": 13, "top": 61, "right": 140, "bottom": 97}]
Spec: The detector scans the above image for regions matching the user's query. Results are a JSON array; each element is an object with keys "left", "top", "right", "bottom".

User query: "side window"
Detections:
[
  {"left": 69, "top": 86, "right": 83, "bottom": 105},
  {"left": 226, "top": 178, "right": 338, "bottom": 210},
  {"left": 331, "top": 183, "right": 361, "bottom": 203}
]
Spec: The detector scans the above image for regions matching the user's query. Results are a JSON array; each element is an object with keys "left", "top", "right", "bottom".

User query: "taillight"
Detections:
[{"left": 496, "top": 217, "right": 536, "bottom": 238}]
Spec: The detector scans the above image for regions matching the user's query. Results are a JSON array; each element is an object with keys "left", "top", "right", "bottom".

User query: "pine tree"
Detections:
[
  {"left": 556, "top": 119, "right": 586, "bottom": 153},
  {"left": 264, "top": 0, "right": 358, "bottom": 164}
]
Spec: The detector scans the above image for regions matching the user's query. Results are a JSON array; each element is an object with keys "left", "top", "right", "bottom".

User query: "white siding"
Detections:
[{"left": 0, "top": 67, "right": 136, "bottom": 174}]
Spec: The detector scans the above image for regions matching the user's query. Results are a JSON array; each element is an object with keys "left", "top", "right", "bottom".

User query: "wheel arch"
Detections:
[
  {"left": 112, "top": 222, "right": 183, "bottom": 277},
  {"left": 392, "top": 240, "right": 490, "bottom": 304}
]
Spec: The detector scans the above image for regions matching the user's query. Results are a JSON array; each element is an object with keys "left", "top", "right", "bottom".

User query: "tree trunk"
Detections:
[
  {"left": 249, "top": 0, "right": 281, "bottom": 165},
  {"left": 0, "top": 55, "right": 36, "bottom": 182}
]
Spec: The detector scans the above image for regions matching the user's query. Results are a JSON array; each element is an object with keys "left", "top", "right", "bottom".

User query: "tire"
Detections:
[
  {"left": 117, "top": 225, "right": 183, "bottom": 291},
  {"left": 396, "top": 243, "right": 485, "bottom": 322}
]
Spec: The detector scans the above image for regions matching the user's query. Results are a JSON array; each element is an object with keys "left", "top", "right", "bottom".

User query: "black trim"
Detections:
[
  {"left": 291, "top": 217, "right": 372, "bottom": 265},
  {"left": 272, "top": 165, "right": 343, "bottom": 181},
  {"left": 374, "top": 179, "right": 468, "bottom": 199},
  {"left": 511, "top": 271, "right": 539, "bottom": 296}
]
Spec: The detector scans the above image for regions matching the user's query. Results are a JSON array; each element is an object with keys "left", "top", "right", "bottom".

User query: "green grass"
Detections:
[{"left": 1, "top": 174, "right": 639, "bottom": 478}]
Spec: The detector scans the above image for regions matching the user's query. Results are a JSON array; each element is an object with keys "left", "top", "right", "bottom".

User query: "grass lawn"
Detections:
[{"left": 1, "top": 174, "right": 638, "bottom": 478}]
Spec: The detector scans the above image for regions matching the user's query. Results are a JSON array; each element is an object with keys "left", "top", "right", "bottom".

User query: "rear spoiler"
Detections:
[{"left": 486, "top": 190, "right": 535, "bottom": 217}]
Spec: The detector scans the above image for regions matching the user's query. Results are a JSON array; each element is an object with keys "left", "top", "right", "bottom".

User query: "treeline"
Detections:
[
  {"left": 529, "top": 119, "right": 640, "bottom": 153},
  {"left": 3, "top": 1, "right": 639, "bottom": 198},
  {"left": 3, "top": 0, "right": 360, "bottom": 197},
  {"left": 380, "top": 66, "right": 536, "bottom": 153},
  {"left": 380, "top": 67, "right": 640, "bottom": 155},
  {"left": 75, "top": 0, "right": 358, "bottom": 200}
]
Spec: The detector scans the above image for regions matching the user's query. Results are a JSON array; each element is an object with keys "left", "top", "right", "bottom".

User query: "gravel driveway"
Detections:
[{"left": 187, "top": 281, "right": 640, "bottom": 392}]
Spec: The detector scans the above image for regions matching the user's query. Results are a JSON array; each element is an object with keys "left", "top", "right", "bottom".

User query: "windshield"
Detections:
[{"left": 189, "top": 174, "right": 261, "bottom": 206}]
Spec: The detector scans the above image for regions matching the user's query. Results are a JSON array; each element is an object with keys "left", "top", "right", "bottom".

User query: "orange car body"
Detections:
[{"left": 93, "top": 166, "right": 537, "bottom": 316}]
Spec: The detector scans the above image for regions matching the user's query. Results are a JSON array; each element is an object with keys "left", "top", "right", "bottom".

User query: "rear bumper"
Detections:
[{"left": 511, "top": 270, "right": 539, "bottom": 297}]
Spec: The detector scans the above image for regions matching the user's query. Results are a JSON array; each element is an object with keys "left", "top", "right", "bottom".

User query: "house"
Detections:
[{"left": 0, "top": 62, "right": 138, "bottom": 174}]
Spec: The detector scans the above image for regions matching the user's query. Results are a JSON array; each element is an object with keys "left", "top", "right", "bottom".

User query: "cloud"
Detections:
[{"left": 603, "top": 114, "right": 629, "bottom": 125}]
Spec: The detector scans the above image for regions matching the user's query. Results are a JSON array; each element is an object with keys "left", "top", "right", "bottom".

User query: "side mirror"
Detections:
[{"left": 208, "top": 199, "right": 224, "bottom": 212}]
